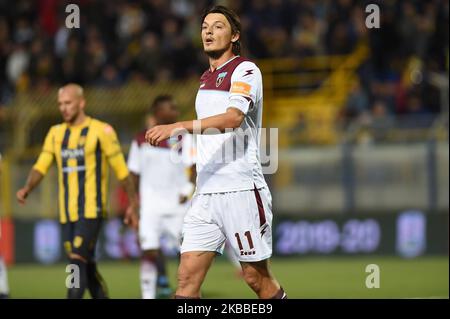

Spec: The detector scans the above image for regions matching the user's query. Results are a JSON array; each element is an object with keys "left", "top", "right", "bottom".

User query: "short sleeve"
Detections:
[
  {"left": 33, "top": 127, "right": 55, "bottom": 175},
  {"left": 229, "top": 61, "right": 262, "bottom": 114},
  {"left": 127, "top": 140, "right": 140, "bottom": 174},
  {"left": 99, "top": 123, "right": 129, "bottom": 180}
]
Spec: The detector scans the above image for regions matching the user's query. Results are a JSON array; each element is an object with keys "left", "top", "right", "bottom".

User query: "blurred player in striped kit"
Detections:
[{"left": 16, "top": 84, "right": 139, "bottom": 299}]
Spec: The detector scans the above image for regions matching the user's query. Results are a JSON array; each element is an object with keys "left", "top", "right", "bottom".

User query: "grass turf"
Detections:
[{"left": 6, "top": 256, "right": 448, "bottom": 299}]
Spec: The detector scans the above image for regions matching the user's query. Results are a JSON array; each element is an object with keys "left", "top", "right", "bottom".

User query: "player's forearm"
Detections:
[
  {"left": 23, "top": 169, "right": 44, "bottom": 194},
  {"left": 130, "top": 173, "right": 139, "bottom": 194},
  {"left": 120, "top": 175, "right": 139, "bottom": 207},
  {"left": 178, "top": 108, "right": 244, "bottom": 134}
]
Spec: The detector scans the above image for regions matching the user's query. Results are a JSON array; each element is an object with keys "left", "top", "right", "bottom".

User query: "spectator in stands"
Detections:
[
  {"left": 292, "top": 11, "right": 324, "bottom": 57},
  {"left": 341, "top": 78, "right": 370, "bottom": 128},
  {"left": 369, "top": 100, "right": 395, "bottom": 142},
  {"left": 0, "top": 0, "right": 447, "bottom": 131},
  {"left": 95, "top": 65, "right": 123, "bottom": 88}
]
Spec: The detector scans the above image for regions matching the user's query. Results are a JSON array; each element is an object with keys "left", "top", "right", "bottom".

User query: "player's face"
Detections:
[
  {"left": 156, "top": 101, "right": 179, "bottom": 124},
  {"left": 201, "top": 13, "right": 238, "bottom": 57},
  {"left": 58, "top": 90, "right": 85, "bottom": 124}
]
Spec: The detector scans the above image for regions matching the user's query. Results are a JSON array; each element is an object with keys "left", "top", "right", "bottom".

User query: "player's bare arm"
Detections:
[
  {"left": 130, "top": 172, "right": 140, "bottom": 192},
  {"left": 120, "top": 174, "right": 139, "bottom": 229},
  {"left": 145, "top": 107, "right": 244, "bottom": 146},
  {"left": 179, "top": 165, "right": 196, "bottom": 204},
  {"left": 16, "top": 169, "right": 44, "bottom": 205}
]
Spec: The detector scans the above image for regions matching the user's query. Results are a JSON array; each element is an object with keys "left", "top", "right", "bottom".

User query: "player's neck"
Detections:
[
  {"left": 209, "top": 51, "right": 236, "bottom": 72},
  {"left": 68, "top": 113, "right": 87, "bottom": 127}
]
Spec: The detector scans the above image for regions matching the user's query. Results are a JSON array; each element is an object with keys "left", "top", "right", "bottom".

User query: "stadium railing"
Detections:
[{"left": 259, "top": 42, "right": 370, "bottom": 146}]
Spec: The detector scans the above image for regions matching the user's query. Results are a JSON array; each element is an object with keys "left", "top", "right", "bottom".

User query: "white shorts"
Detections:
[
  {"left": 139, "top": 211, "right": 185, "bottom": 251},
  {"left": 180, "top": 187, "right": 273, "bottom": 262}
]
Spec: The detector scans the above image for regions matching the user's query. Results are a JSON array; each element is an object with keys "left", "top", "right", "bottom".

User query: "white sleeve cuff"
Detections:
[{"left": 228, "top": 95, "right": 252, "bottom": 114}]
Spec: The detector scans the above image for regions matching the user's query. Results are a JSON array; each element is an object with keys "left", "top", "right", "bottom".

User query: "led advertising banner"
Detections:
[{"left": 9, "top": 211, "right": 449, "bottom": 264}]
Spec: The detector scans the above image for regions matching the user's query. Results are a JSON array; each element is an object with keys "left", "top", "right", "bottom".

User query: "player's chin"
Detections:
[
  {"left": 62, "top": 115, "right": 73, "bottom": 123},
  {"left": 203, "top": 46, "right": 214, "bottom": 54},
  {"left": 203, "top": 42, "right": 221, "bottom": 51},
  {"left": 204, "top": 47, "right": 227, "bottom": 59}
]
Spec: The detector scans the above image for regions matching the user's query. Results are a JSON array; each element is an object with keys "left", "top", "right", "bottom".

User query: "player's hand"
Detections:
[
  {"left": 145, "top": 123, "right": 182, "bottom": 146},
  {"left": 16, "top": 187, "right": 29, "bottom": 205},
  {"left": 124, "top": 203, "right": 139, "bottom": 230}
]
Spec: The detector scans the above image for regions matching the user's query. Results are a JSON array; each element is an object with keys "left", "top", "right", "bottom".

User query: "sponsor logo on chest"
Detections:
[{"left": 61, "top": 148, "right": 85, "bottom": 160}]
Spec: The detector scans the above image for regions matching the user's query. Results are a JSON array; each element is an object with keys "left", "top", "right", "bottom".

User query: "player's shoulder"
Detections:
[
  {"left": 224, "top": 56, "right": 258, "bottom": 72},
  {"left": 235, "top": 56, "right": 258, "bottom": 67},
  {"left": 49, "top": 123, "right": 61, "bottom": 131},
  {"left": 199, "top": 69, "right": 210, "bottom": 82},
  {"left": 231, "top": 57, "right": 261, "bottom": 79},
  {"left": 234, "top": 58, "right": 260, "bottom": 72},
  {"left": 90, "top": 117, "right": 106, "bottom": 128},
  {"left": 48, "top": 123, "right": 65, "bottom": 135},
  {"left": 90, "top": 118, "right": 116, "bottom": 135}
]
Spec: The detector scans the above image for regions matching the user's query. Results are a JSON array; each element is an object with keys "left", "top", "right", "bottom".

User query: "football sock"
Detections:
[
  {"left": 87, "top": 262, "right": 109, "bottom": 299},
  {"left": 67, "top": 258, "right": 88, "bottom": 299},
  {"left": 140, "top": 256, "right": 157, "bottom": 299},
  {"left": 270, "top": 287, "right": 287, "bottom": 299},
  {"left": 155, "top": 253, "right": 170, "bottom": 288}
]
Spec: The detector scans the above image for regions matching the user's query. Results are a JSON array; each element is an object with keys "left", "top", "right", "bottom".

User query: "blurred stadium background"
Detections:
[{"left": 0, "top": 0, "right": 448, "bottom": 298}]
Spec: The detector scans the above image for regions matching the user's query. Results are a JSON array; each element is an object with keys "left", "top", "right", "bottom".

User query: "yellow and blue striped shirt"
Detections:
[{"left": 33, "top": 117, "right": 129, "bottom": 224}]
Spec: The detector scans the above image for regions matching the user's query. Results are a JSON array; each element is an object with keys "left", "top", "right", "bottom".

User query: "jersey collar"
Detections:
[
  {"left": 210, "top": 55, "right": 240, "bottom": 72},
  {"left": 66, "top": 116, "right": 91, "bottom": 129}
]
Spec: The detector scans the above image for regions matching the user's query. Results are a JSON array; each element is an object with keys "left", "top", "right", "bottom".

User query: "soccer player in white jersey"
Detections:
[
  {"left": 0, "top": 153, "right": 9, "bottom": 299},
  {"left": 145, "top": 6, "right": 286, "bottom": 299},
  {"left": 128, "top": 95, "right": 194, "bottom": 299}
]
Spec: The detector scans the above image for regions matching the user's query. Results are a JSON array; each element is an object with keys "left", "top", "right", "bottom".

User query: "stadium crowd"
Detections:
[{"left": 0, "top": 0, "right": 448, "bottom": 128}]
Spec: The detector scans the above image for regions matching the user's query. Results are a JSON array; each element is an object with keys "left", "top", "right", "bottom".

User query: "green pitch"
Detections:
[{"left": 7, "top": 256, "right": 448, "bottom": 298}]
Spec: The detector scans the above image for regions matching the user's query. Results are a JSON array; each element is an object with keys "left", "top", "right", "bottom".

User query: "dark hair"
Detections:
[
  {"left": 151, "top": 95, "right": 172, "bottom": 114},
  {"left": 201, "top": 5, "right": 241, "bottom": 55}
]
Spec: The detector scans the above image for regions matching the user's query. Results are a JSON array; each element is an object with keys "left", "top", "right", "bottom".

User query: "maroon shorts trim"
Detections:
[{"left": 253, "top": 186, "right": 266, "bottom": 227}]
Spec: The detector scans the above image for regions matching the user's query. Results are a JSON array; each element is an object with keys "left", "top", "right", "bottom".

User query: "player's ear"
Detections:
[
  {"left": 80, "top": 98, "right": 86, "bottom": 110},
  {"left": 231, "top": 32, "right": 240, "bottom": 43}
]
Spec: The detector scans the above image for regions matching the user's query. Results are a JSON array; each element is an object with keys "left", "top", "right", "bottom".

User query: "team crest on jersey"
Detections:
[{"left": 216, "top": 72, "right": 228, "bottom": 87}]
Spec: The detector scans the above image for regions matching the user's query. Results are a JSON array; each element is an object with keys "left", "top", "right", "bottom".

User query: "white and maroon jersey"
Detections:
[
  {"left": 127, "top": 132, "right": 193, "bottom": 215},
  {"left": 195, "top": 56, "right": 267, "bottom": 194}
]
